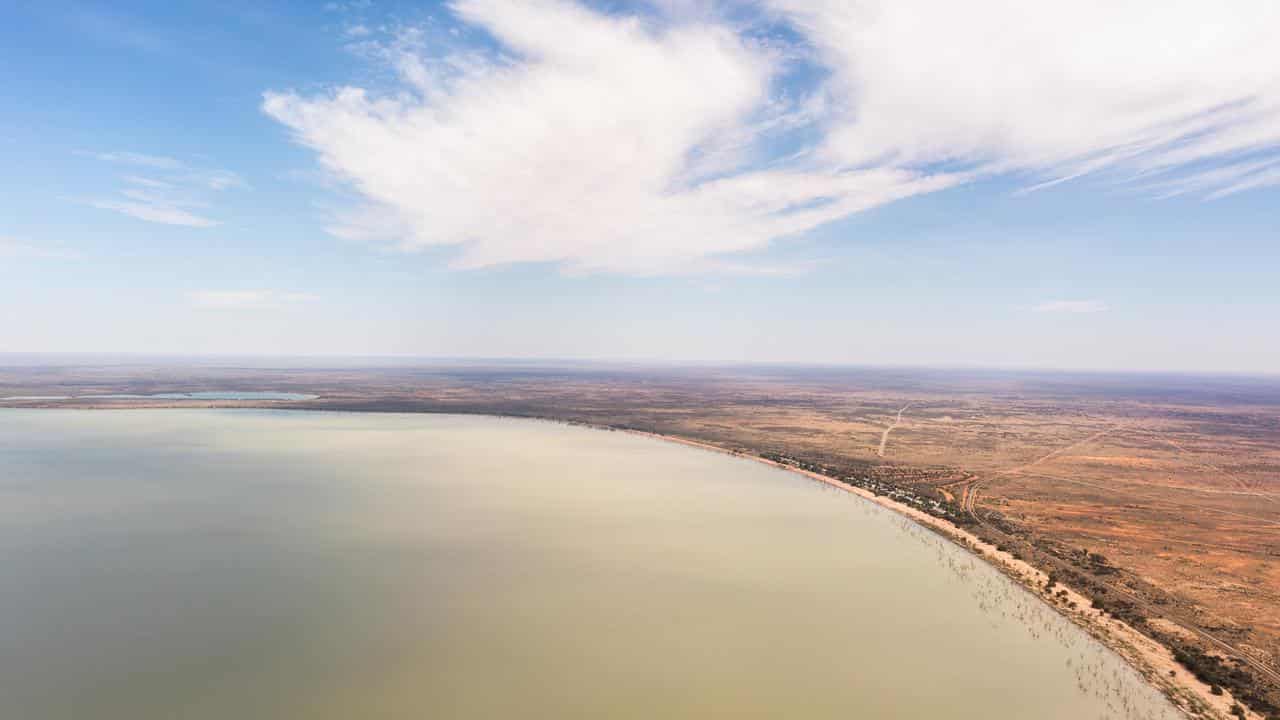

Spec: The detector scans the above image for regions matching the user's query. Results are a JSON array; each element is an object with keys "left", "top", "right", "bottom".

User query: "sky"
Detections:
[{"left": 2, "top": 0, "right": 1278, "bottom": 373}]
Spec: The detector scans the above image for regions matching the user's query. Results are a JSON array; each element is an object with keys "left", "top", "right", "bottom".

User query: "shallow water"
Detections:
[{"left": 0, "top": 410, "right": 1178, "bottom": 719}]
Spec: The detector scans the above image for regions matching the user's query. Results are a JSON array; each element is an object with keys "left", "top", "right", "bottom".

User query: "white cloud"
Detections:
[
  {"left": 121, "top": 175, "right": 174, "bottom": 190},
  {"left": 201, "top": 169, "right": 247, "bottom": 191},
  {"left": 766, "top": 0, "right": 1280, "bottom": 184},
  {"left": 187, "top": 290, "right": 320, "bottom": 309},
  {"left": 265, "top": 0, "right": 1280, "bottom": 274},
  {"left": 89, "top": 199, "right": 219, "bottom": 228},
  {"left": 93, "top": 151, "right": 184, "bottom": 169},
  {"left": 85, "top": 153, "right": 244, "bottom": 227},
  {"left": 1134, "top": 158, "right": 1280, "bottom": 199},
  {"left": 1033, "top": 300, "right": 1108, "bottom": 314},
  {"left": 1206, "top": 165, "right": 1280, "bottom": 199},
  {"left": 265, "top": 0, "right": 960, "bottom": 273},
  {"left": 324, "top": 0, "right": 372, "bottom": 12}
]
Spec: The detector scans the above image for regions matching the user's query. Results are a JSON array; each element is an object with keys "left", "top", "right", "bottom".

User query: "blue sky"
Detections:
[{"left": 3, "top": 0, "right": 1278, "bottom": 373}]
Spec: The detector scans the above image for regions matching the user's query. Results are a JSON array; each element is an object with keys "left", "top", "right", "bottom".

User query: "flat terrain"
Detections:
[{"left": 4, "top": 359, "right": 1279, "bottom": 715}]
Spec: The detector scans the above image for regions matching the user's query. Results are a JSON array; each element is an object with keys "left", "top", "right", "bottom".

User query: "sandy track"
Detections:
[
  {"left": 876, "top": 403, "right": 912, "bottom": 457},
  {"left": 1157, "top": 435, "right": 1274, "bottom": 500},
  {"left": 999, "top": 426, "right": 1118, "bottom": 476}
]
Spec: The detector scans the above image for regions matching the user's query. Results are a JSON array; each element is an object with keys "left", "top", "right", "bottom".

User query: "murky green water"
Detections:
[{"left": 0, "top": 410, "right": 1178, "bottom": 719}]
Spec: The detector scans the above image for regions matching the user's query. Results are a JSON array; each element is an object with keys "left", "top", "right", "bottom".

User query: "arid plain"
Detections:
[{"left": 4, "top": 360, "right": 1278, "bottom": 716}]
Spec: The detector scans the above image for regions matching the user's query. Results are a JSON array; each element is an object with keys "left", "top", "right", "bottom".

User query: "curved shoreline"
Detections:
[
  {"left": 0, "top": 403, "right": 1256, "bottom": 718},
  {"left": 613, "top": 425, "right": 1247, "bottom": 720}
]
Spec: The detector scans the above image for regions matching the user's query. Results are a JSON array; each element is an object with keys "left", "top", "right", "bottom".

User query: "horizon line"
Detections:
[{"left": 1, "top": 351, "right": 1276, "bottom": 381}]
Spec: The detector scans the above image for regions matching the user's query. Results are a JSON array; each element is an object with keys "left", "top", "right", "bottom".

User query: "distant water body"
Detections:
[
  {"left": 2, "top": 391, "right": 317, "bottom": 401},
  {"left": 90, "top": 391, "right": 318, "bottom": 400},
  {"left": 0, "top": 410, "right": 1178, "bottom": 720}
]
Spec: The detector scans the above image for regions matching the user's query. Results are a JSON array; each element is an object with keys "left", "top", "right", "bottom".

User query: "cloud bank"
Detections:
[{"left": 264, "top": 0, "right": 1280, "bottom": 273}]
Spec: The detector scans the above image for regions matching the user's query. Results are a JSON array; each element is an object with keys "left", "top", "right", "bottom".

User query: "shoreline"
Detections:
[
  {"left": 616, "top": 425, "right": 1251, "bottom": 720},
  {"left": 0, "top": 402, "right": 1260, "bottom": 718}
]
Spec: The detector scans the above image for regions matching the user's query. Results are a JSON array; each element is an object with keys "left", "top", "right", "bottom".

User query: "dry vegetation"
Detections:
[{"left": 4, "top": 360, "right": 1279, "bottom": 716}]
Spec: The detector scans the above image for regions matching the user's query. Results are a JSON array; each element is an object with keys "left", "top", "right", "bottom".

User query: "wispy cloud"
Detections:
[
  {"left": 187, "top": 290, "right": 320, "bottom": 309},
  {"left": 324, "top": 0, "right": 373, "bottom": 13},
  {"left": 264, "top": 0, "right": 1280, "bottom": 274},
  {"left": 84, "top": 152, "right": 244, "bottom": 227},
  {"left": 89, "top": 199, "right": 219, "bottom": 228},
  {"left": 1206, "top": 165, "right": 1280, "bottom": 199},
  {"left": 1033, "top": 300, "right": 1109, "bottom": 314},
  {"left": 92, "top": 151, "right": 184, "bottom": 169},
  {"left": 1136, "top": 158, "right": 1280, "bottom": 199},
  {"left": 120, "top": 175, "right": 174, "bottom": 190},
  {"left": 769, "top": 1, "right": 1280, "bottom": 187},
  {"left": 202, "top": 169, "right": 247, "bottom": 191}
]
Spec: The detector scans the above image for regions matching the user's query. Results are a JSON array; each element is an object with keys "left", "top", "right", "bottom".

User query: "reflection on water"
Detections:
[{"left": 0, "top": 410, "right": 1179, "bottom": 720}]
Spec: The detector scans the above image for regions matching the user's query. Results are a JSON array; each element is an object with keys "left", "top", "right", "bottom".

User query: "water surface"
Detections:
[
  {"left": 88, "top": 391, "right": 318, "bottom": 400},
  {"left": 0, "top": 410, "right": 1177, "bottom": 719},
  {"left": 3, "top": 392, "right": 317, "bottom": 401}
]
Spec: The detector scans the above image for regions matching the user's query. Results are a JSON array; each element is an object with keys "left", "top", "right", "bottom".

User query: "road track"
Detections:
[{"left": 877, "top": 403, "right": 912, "bottom": 457}]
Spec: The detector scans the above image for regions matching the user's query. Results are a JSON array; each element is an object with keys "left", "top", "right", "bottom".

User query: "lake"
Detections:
[
  {"left": 0, "top": 410, "right": 1178, "bottom": 719},
  {"left": 0, "top": 392, "right": 319, "bottom": 401}
]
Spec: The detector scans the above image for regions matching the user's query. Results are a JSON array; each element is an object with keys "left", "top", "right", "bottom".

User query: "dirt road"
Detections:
[{"left": 877, "top": 403, "right": 912, "bottom": 457}]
